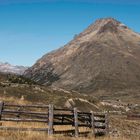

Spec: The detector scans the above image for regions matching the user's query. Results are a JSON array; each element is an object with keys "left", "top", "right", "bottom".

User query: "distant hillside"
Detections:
[{"left": 0, "top": 62, "right": 28, "bottom": 75}]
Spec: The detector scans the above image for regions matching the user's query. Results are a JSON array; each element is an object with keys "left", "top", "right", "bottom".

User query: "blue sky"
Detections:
[{"left": 0, "top": 0, "right": 140, "bottom": 66}]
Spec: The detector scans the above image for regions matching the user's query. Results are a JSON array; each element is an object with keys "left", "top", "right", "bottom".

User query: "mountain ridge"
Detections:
[
  {"left": 24, "top": 18, "right": 140, "bottom": 97},
  {"left": 0, "top": 61, "right": 28, "bottom": 75}
]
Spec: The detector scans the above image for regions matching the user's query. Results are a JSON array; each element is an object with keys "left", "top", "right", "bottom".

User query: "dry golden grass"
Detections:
[
  {"left": 0, "top": 96, "right": 139, "bottom": 140},
  {"left": 0, "top": 120, "right": 139, "bottom": 140},
  {"left": 0, "top": 131, "right": 135, "bottom": 140},
  {"left": 0, "top": 130, "right": 138, "bottom": 140},
  {"left": 0, "top": 96, "right": 29, "bottom": 105}
]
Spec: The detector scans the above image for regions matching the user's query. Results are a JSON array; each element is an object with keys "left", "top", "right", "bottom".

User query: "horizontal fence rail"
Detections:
[
  {"left": 0, "top": 101, "right": 109, "bottom": 137},
  {"left": 127, "top": 114, "right": 140, "bottom": 120}
]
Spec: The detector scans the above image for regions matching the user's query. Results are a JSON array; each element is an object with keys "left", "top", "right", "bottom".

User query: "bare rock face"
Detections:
[{"left": 24, "top": 18, "right": 140, "bottom": 93}]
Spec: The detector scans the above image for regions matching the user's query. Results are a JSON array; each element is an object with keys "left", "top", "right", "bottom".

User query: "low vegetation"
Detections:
[{"left": 0, "top": 73, "right": 139, "bottom": 140}]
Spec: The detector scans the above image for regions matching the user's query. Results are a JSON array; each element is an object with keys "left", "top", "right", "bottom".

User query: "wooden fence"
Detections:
[
  {"left": 0, "top": 101, "right": 109, "bottom": 137},
  {"left": 127, "top": 114, "right": 140, "bottom": 120}
]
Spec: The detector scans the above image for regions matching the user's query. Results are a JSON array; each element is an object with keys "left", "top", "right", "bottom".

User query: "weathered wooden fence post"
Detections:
[
  {"left": 48, "top": 104, "right": 54, "bottom": 136},
  {"left": 74, "top": 107, "right": 79, "bottom": 137},
  {"left": 105, "top": 113, "right": 109, "bottom": 135},
  {"left": 0, "top": 101, "right": 4, "bottom": 120},
  {"left": 90, "top": 111, "right": 95, "bottom": 136}
]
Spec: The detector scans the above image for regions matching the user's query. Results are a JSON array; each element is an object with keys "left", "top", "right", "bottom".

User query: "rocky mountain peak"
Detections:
[
  {"left": 94, "top": 18, "right": 120, "bottom": 26},
  {"left": 24, "top": 17, "right": 140, "bottom": 94},
  {"left": 96, "top": 18, "right": 120, "bottom": 33},
  {"left": 76, "top": 18, "right": 130, "bottom": 42}
]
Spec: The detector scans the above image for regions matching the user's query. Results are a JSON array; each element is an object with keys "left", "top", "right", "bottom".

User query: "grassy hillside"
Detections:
[
  {"left": 0, "top": 73, "right": 139, "bottom": 140},
  {"left": 0, "top": 73, "right": 101, "bottom": 111},
  {"left": 0, "top": 72, "right": 140, "bottom": 114}
]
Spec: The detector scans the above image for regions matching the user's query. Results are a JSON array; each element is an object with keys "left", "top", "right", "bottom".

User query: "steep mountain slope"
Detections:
[
  {"left": 24, "top": 18, "right": 140, "bottom": 96},
  {"left": 0, "top": 62, "right": 28, "bottom": 75}
]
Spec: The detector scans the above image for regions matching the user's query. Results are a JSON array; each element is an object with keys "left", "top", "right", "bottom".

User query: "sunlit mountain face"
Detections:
[{"left": 24, "top": 18, "right": 140, "bottom": 98}]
